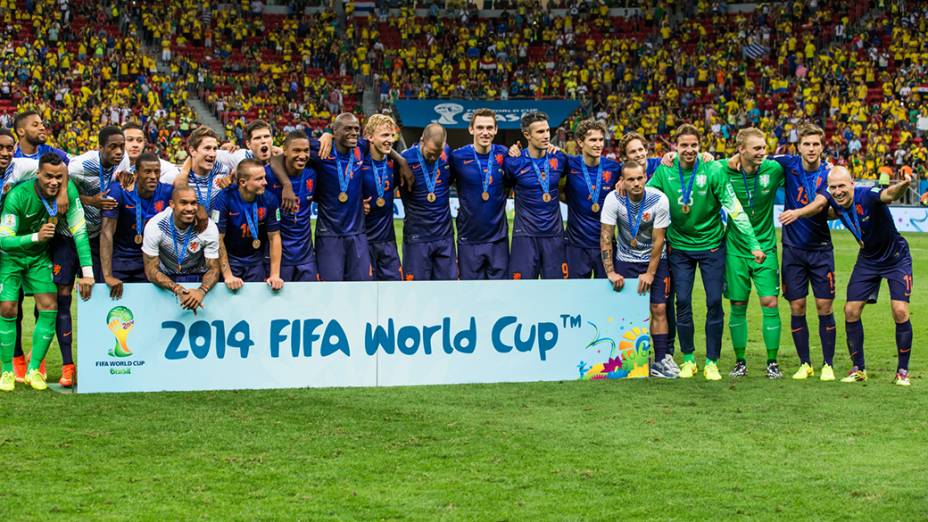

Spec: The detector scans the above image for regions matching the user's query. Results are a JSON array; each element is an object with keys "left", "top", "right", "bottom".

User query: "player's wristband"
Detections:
[
  {"left": 81, "top": 267, "right": 94, "bottom": 279},
  {"left": 198, "top": 285, "right": 209, "bottom": 295},
  {"left": 30, "top": 233, "right": 39, "bottom": 242}
]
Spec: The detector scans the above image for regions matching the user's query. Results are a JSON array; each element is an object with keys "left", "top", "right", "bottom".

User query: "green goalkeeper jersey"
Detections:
[
  {"left": 0, "top": 179, "right": 91, "bottom": 266},
  {"left": 720, "top": 158, "right": 785, "bottom": 258},
  {"left": 647, "top": 158, "right": 760, "bottom": 252}
]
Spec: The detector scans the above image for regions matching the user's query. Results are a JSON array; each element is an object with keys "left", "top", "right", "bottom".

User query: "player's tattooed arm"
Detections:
[
  {"left": 600, "top": 224, "right": 616, "bottom": 273},
  {"left": 144, "top": 253, "right": 183, "bottom": 294},
  {"left": 100, "top": 218, "right": 123, "bottom": 299},
  {"left": 218, "top": 235, "right": 244, "bottom": 291},
  {"left": 200, "top": 258, "right": 220, "bottom": 294}
]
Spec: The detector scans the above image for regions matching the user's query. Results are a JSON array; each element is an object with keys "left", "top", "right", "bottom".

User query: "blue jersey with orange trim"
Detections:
[
  {"left": 564, "top": 155, "right": 621, "bottom": 248},
  {"left": 827, "top": 186, "right": 908, "bottom": 265},
  {"left": 215, "top": 187, "right": 281, "bottom": 265},
  {"left": 449, "top": 144, "right": 509, "bottom": 244},
  {"left": 14, "top": 143, "right": 69, "bottom": 165},
  {"left": 773, "top": 155, "right": 832, "bottom": 250},
  {"left": 265, "top": 164, "right": 315, "bottom": 265},
  {"left": 310, "top": 140, "right": 366, "bottom": 237},
  {"left": 504, "top": 150, "right": 568, "bottom": 237},
  {"left": 103, "top": 181, "right": 173, "bottom": 263},
  {"left": 400, "top": 144, "right": 454, "bottom": 243},
  {"left": 361, "top": 156, "right": 397, "bottom": 243}
]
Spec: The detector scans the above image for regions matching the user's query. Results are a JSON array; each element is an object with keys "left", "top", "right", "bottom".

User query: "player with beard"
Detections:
[
  {"left": 101, "top": 153, "right": 174, "bottom": 298},
  {"left": 12, "top": 111, "right": 69, "bottom": 164},
  {"left": 647, "top": 124, "right": 764, "bottom": 380},
  {"left": 265, "top": 131, "right": 317, "bottom": 282},
  {"left": 563, "top": 119, "right": 621, "bottom": 279},
  {"left": 448, "top": 109, "right": 511, "bottom": 280},
  {"left": 504, "top": 112, "right": 569, "bottom": 280},
  {"left": 142, "top": 187, "right": 221, "bottom": 314},
  {"left": 361, "top": 115, "right": 403, "bottom": 280},
  {"left": 215, "top": 160, "right": 283, "bottom": 290}
]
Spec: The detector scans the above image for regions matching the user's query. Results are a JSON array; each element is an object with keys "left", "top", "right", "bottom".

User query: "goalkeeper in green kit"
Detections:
[
  {"left": 721, "top": 128, "right": 786, "bottom": 379},
  {"left": 0, "top": 153, "right": 94, "bottom": 391}
]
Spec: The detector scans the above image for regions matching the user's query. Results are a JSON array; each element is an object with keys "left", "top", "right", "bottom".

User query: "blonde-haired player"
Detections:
[{"left": 362, "top": 114, "right": 404, "bottom": 280}]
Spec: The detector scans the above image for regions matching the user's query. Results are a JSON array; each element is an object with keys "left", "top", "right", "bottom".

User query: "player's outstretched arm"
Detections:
[
  {"left": 218, "top": 235, "right": 243, "bottom": 291},
  {"left": 880, "top": 173, "right": 913, "bottom": 203},
  {"left": 388, "top": 150, "right": 414, "bottom": 189},
  {"left": 779, "top": 194, "right": 829, "bottom": 225},
  {"left": 100, "top": 217, "right": 123, "bottom": 299}
]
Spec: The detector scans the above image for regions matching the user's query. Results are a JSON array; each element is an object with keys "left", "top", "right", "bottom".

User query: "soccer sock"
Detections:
[
  {"left": 845, "top": 320, "right": 865, "bottom": 371},
  {"left": 0, "top": 316, "right": 15, "bottom": 373},
  {"left": 57, "top": 293, "right": 74, "bottom": 365},
  {"left": 819, "top": 313, "right": 836, "bottom": 366},
  {"left": 791, "top": 315, "right": 811, "bottom": 364},
  {"left": 652, "top": 333, "right": 669, "bottom": 362},
  {"left": 13, "top": 301, "right": 23, "bottom": 358},
  {"left": 762, "top": 306, "right": 781, "bottom": 364},
  {"left": 896, "top": 320, "right": 912, "bottom": 371},
  {"left": 27, "top": 311, "right": 57, "bottom": 372},
  {"left": 728, "top": 304, "right": 748, "bottom": 362}
]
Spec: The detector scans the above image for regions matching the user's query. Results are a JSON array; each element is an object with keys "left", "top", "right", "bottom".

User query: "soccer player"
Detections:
[
  {"left": 101, "top": 153, "right": 174, "bottom": 298},
  {"left": 362, "top": 115, "right": 403, "bottom": 280},
  {"left": 176, "top": 126, "right": 232, "bottom": 220},
  {"left": 505, "top": 112, "right": 569, "bottom": 279},
  {"left": 218, "top": 120, "right": 277, "bottom": 168},
  {"left": 600, "top": 160, "right": 676, "bottom": 378},
  {"left": 400, "top": 123, "right": 456, "bottom": 280},
  {"left": 12, "top": 111, "right": 69, "bottom": 163},
  {"left": 770, "top": 124, "right": 838, "bottom": 380},
  {"left": 0, "top": 154, "right": 94, "bottom": 391},
  {"left": 122, "top": 122, "right": 180, "bottom": 182},
  {"left": 449, "top": 108, "right": 510, "bottom": 280},
  {"left": 564, "top": 119, "right": 621, "bottom": 278},
  {"left": 823, "top": 167, "right": 913, "bottom": 385},
  {"left": 216, "top": 160, "right": 284, "bottom": 290},
  {"left": 0, "top": 128, "right": 38, "bottom": 198},
  {"left": 142, "top": 187, "right": 220, "bottom": 313},
  {"left": 266, "top": 130, "right": 317, "bottom": 282},
  {"left": 647, "top": 124, "right": 764, "bottom": 380},
  {"left": 619, "top": 132, "right": 664, "bottom": 179},
  {"left": 720, "top": 128, "right": 786, "bottom": 379}
]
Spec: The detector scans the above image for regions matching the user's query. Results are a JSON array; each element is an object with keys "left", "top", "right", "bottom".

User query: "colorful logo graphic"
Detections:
[
  {"left": 106, "top": 306, "right": 135, "bottom": 358},
  {"left": 578, "top": 321, "right": 650, "bottom": 380}
]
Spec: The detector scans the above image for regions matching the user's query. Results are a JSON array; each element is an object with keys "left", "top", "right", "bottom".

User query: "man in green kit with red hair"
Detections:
[{"left": 0, "top": 153, "right": 94, "bottom": 391}]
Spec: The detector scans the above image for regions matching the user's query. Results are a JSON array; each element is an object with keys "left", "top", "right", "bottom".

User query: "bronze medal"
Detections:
[
  {"left": 338, "top": 191, "right": 348, "bottom": 203},
  {"left": 376, "top": 197, "right": 385, "bottom": 207},
  {"left": 482, "top": 191, "right": 490, "bottom": 201},
  {"left": 681, "top": 204, "right": 691, "bottom": 214},
  {"left": 591, "top": 202, "right": 600, "bottom": 213},
  {"left": 427, "top": 192, "right": 437, "bottom": 203},
  {"left": 630, "top": 238, "right": 638, "bottom": 248},
  {"left": 858, "top": 240, "right": 864, "bottom": 248},
  {"left": 542, "top": 193, "right": 552, "bottom": 203},
  {"left": 134, "top": 234, "right": 143, "bottom": 245},
  {"left": 252, "top": 239, "right": 261, "bottom": 249},
  {"left": 48, "top": 216, "right": 58, "bottom": 225}
]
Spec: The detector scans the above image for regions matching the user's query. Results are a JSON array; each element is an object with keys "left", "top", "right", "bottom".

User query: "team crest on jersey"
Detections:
[
  {"left": 643, "top": 211, "right": 651, "bottom": 221},
  {"left": 306, "top": 179, "right": 314, "bottom": 192},
  {"left": 189, "top": 241, "right": 201, "bottom": 253},
  {"left": 495, "top": 154, "right": 504, "bottom": 165},
  {"left": 549, "top": 158, "right": 558, "bottom": 170},
  {"left": 759, "top": 174, "right": 769, "bottom": 187},
  {"left": 258, "top": 207, "right": 267, "bottom": 220},
  {"left": 155, "top": 201, "right": 165, "bottom": 212},
  {"left": 603, "top": 171, "right": 613, "bottom": 184},
  {"left": 856, "top": 203, "right": 864, "bottom": 216},
  {"left": 696, "top": 174, "right": 707, "bottom": 187}
]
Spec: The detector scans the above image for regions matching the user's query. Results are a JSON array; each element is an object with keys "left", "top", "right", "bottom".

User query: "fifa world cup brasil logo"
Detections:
[{"left": 106, "top": 306, "right": 135, "bottom": 358}]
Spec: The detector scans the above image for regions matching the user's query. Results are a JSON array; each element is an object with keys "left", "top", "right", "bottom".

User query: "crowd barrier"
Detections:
[{"left": 76, "top": 280, "right": 651, "bottom": 393}]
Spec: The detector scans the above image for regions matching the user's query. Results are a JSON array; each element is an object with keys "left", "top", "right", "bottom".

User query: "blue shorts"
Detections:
[
  {"left": 781, "top": 247, "right": 835, "bottom": 301},
  {"left": 280, "top": 261, "right": 318, "bottom": 282},
  {"left": 403, "top": 237, "right": 457, "bottom": 281},
  {"left": 458, "top": 239, "right": 508, "bottom": 280},
  {"left": 615, "top": 257, "right": 671, "bottom": 305},
  {"left": 112, "top": 259, "right": 147, "bottom": 283},
  {"left": 51, "top": 235, "right": 104, "bottom": 285},
  {"left": 171, "top": 273, "right": 203, "bottom": 283},
  {"left": 369, "top": 240, "right": 402, "bottom": 281},
  {"left": 847, "top": 253, "right": 913, "bottom": 303},
  {"left": 509, "top": 235, "right": 566, "bottom": 280},
  {"left": 230, "top": 262, "right": 267, "bottom": 283},
  {"left": 566, "top": 244, "right": 605, "bottom": 279},
  {"left": 316, "top": 235, "right": 372, "bottom": 281}
]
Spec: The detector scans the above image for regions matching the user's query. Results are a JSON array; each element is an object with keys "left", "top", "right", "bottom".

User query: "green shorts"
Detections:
[
  {"left": 0, "top": 253, "right": 56, "bottom": 301},
  {"left": 724, "top": 250, "right": 780, "bottom": 301}
]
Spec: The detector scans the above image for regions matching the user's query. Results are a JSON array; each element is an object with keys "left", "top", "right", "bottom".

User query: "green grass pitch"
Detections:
[{"left": 2, "top": 227, "right": 926, "bottom": 520}]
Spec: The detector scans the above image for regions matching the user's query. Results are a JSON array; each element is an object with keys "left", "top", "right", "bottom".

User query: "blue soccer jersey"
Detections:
[
  {"left": 616, "top": 157, "right": 662, "bottom": 180},
  {"left": 103, "top": 181, "right": 173, "bottom": 265},
  {"left": 827, "top": 186, "right": 908, "bottom": 265},
  {"left": 773, "top": 155, "right": 832, "bottom": 250},
  {"left": 504, "top": 150, "right": 568, "bottom": 237},
  {"left": 400, "top": 144, "right": 454, "bottom": 243},
  {"left": 14, "top": 143, "right": 70, "bottom": 165},
  {"left": 265, "top": 164, "right": 315, "bottom": 266},
  {"left": 449, "top": 144, "right": 509, "bottom": 244},
  {"left": 564, "top": 155, "right": 621, "bottom": 248},
  {"left": 361, "top": 156, "right": 398, "bottom": 243},
  {"left": 310, "top": 140, "right": 366, "bottom": 237},
  {"left": 215, "top": 187, "right": 281, "bottom": 266}
]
